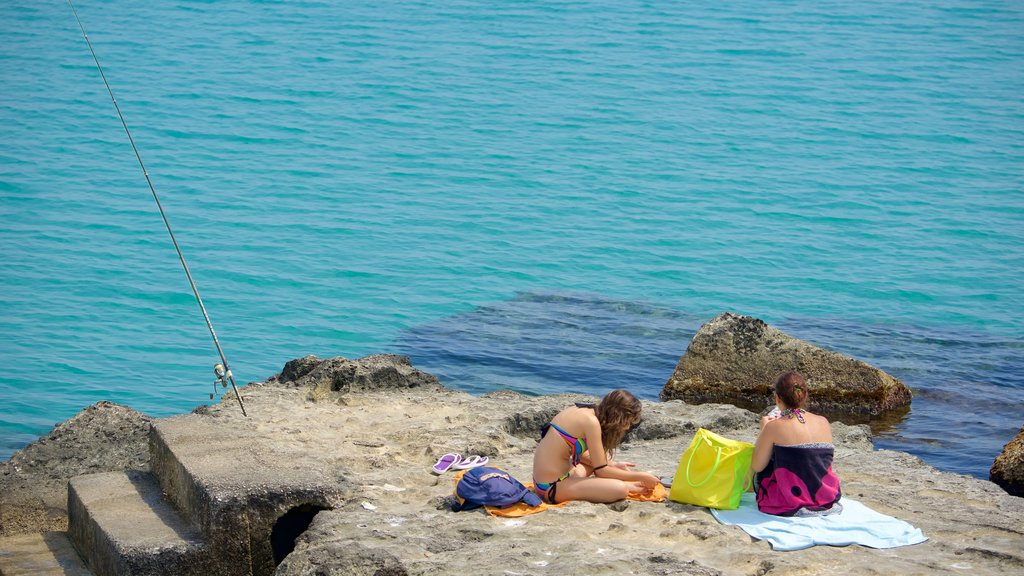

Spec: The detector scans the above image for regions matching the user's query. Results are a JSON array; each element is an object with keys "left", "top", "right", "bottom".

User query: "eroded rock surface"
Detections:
[
  {"left": 268, "top": 353, "right": 443, "bottom": 400},
  {"left": 3, "top": 356, "right": 1021, "bottom": 576},
  {"left": 660, "top": 312, "right": 912, "bottom": 418},
  {"left": 0, "top": 401, "right": 151, "bottom": 536},
  {"left": 991, "top": 425, "right": 1024, "bottom": 497}
]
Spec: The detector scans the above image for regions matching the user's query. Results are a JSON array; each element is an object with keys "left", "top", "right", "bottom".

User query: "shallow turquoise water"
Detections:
[{"left": 1, "top": 1, "right": 1022, "bottom": 479}]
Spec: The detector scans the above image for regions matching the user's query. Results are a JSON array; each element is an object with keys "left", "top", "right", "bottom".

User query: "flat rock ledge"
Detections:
[
  {"left": 2, "top": 354, "right": 1022, "bottom": 576},
  {"left": 661, "top": 312, "right": 912, "bottom": 418},
  {"left": 991, "top": 425, "right": 1024, "bottom": 497}
]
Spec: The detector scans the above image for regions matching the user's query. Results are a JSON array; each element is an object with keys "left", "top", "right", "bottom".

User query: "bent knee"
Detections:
[
  {"left": 611, "top": 481, "right": 631, "bottom": 501},
  {"left": 618, "top": 479, "right": 634, "bottom": 498}
]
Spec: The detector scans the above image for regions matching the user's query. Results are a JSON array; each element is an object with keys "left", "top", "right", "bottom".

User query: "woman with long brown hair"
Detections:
[{"left": 532, "top": 389, "right": 660, "bottom": 503}]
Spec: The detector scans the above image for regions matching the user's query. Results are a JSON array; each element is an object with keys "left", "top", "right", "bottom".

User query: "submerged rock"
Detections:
[
  {"left": 660, "top": 312, "right": 912, "bottom": 418},
  {"left": 991, "top": 425, "right": 1024, "bottom": 497}
]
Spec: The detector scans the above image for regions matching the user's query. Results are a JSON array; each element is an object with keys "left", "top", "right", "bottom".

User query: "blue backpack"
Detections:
[{"left": 452, "top": 466, "right": 542, "bottom": 511}]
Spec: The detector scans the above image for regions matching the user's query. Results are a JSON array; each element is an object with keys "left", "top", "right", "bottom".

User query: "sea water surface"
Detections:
[{"left": 1, "top": 1, "right": 1022, "bottom": 480}]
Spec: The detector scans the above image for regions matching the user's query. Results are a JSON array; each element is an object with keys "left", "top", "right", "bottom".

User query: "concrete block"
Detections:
[
  {"left": 68, "top": 471, "right": 207, "bottom": 576},
  {"left": 149, "top": 416, "right": 347, "bottom": 575}
]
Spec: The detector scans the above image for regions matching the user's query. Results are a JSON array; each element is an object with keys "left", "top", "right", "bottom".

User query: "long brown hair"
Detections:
[{"left": 594, "top": 389, "right": 642, "bottom": 455}]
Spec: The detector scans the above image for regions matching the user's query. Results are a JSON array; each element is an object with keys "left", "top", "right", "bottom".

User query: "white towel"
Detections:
[{"left": 711, "top": 493, "right": 927, "bottom": 551}]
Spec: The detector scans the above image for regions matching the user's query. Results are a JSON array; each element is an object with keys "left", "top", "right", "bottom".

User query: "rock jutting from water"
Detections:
[
  {"left": 990, "top": 424, "right": 1024, "bottom": 497},
  {"left": 660, "top": 312, "right": 913, "bottom": 417}
]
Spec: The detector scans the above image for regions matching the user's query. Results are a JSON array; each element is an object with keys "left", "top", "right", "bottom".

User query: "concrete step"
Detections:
[
  {"left": 0, "top": 532, "right": 93, "bottom": 575},
  {"left": 68, "top": 470, "right": 209, "bottom": 576},
  {"left": 149, "top": 414, "right": 347, "bottom": 575}
]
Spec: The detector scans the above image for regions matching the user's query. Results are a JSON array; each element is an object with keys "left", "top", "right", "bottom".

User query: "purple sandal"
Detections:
[
  {"left": 431, "top": 453, "right": 461, "bottom": 475},
  {"left": 452, "top": 455, "right": 489, "bottom": 470}
]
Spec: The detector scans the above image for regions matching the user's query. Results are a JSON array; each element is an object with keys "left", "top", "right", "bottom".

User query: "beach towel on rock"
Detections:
[
  {"left": 487, "top": 483, "right": 667, "bottom": 517},
  {"left": 711, "top": 493, "right": 927, "bottom": 551}
]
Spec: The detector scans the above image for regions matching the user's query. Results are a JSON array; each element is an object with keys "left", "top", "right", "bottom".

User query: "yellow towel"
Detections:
[{"left": 486, "top": 483, "right": 667, "bottom": 517}]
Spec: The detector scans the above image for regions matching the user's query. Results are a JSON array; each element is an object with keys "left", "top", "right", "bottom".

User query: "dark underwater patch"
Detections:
[{"left": 393, "top": 292, "right": 1023, "bottom": 479}]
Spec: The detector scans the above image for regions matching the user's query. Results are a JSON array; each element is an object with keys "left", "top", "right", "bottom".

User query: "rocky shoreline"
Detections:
[
  {"left": 0, "top": 401, "right": 151, "bottom": 537},
  {"left": 1, "top": 354, "right": 1023, "bottom": 576}
]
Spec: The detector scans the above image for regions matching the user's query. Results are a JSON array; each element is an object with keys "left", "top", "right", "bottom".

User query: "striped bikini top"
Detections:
[{"left": 540, "top": 421, "right": 588, "bottom": 466}]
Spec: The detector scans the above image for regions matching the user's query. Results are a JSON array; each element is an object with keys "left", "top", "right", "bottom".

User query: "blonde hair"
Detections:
[{"left": 594, "top": 389, "right": 642, "bottom": 455}]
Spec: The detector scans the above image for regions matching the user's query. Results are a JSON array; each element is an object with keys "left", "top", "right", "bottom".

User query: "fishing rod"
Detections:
[{"left": 67, "top": 0, "right": 247, "bottom": 416}]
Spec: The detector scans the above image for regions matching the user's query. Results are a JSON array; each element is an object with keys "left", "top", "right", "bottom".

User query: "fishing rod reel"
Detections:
[{"left": 211, "top": 363, "right": 232, "bottom": 400}]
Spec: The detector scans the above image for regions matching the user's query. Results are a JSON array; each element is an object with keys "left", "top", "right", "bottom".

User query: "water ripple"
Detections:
[{"left": 1, "top": 0, "right": 1021, "bottom": 479}]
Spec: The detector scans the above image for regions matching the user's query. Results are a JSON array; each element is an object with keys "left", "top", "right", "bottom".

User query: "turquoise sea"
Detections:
[{"left": 1, "top": 1, "right": 1022, "bottom": 480}]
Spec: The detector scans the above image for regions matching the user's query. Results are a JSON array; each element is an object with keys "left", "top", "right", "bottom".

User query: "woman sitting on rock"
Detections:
[
  {"left": 532, "top": 389, "right": 660, "bottom": 503},
  {"left": 752, "top": 371, "right": 843, "bottom": 516}
]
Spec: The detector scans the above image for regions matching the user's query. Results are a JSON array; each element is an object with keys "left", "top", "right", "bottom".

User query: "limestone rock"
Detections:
[
  {"left": 269, "top": 354, "right": 443, "bottom": 400},
  {"left": 0, "top": 401, "right": 151, "bottom": 536},
  {"left": 660, "top": 312, "right": 912, "bottom": 417},
  {"left": 276, "top": 534, "right": 409, "bottom": 576},
  {"left": 4, "top": 357, "right": 1023, "bottom": 576},
  {"left": 991, "top": 425, "right": 1024, "bottom": 497}
]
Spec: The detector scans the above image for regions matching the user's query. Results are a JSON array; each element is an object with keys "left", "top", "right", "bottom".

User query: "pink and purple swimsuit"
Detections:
[{"left": 755, "top": 442, "right": 842, "bottom": 516}]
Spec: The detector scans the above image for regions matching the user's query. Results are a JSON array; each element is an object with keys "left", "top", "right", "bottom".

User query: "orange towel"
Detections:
[
  {"left": 629, "top": 483, "right": 668, "bottom": 502},
  {"left": 486, "top": 483, "right": 667, "bottom": 517}
]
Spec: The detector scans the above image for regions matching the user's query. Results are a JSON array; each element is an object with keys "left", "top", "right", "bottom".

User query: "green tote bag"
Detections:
[{"left": 668, "top": 428, "right": 754, "bottom": 510}]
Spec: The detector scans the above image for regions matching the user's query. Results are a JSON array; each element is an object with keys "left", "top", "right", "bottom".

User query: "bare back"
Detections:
[
  {"left": 769, "top": 412, "right": 832, "bottom": 445},
  {"left": 752, "top": 411, "right": 833, "bottom": 473}
]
